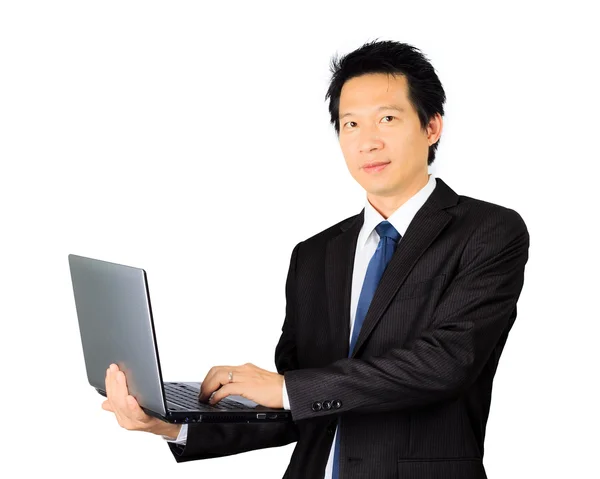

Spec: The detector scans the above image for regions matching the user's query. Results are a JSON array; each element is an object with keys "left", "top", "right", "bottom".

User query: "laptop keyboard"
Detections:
[{"left": 164, "top": 382, "right": 248, "bottom": 411}]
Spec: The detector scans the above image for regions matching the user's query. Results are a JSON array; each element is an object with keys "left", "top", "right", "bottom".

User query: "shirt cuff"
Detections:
[
  {"left": 282, "top": 377, "right": 291, "bottom": 410},
  {"left": 162, "top": 423, "right": 187, "bottom": 445}
]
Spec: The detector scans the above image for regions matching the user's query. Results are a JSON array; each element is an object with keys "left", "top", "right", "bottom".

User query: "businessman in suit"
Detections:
[{"left": 103, "top": 40, "right": 529, "bottom": 478}]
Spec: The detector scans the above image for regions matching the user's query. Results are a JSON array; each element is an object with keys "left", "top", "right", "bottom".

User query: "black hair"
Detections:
[{"left": 325, "top": 39, "right": 446, "bottom": 165}]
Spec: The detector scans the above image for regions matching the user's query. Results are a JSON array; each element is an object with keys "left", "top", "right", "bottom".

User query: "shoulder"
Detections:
[
  {"left": 448, "top": 195, "right": 530, "bottom": 270},
  {"left": 286, "top": 212, "right": 361, "bottom": 265},
  {"left": 451, "top": 193, "right": 529, "bottom": 239},
  {"left": 295, "top": 212, "right": 361, "bottom": 249}
]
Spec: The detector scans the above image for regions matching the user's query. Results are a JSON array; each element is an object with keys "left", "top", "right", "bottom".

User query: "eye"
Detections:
[
  {"left": 381, "top": 115, "right": 395, "bottom": 122},
  {"left": 343, "top": 121, "right": 357, "bottom": 129}
]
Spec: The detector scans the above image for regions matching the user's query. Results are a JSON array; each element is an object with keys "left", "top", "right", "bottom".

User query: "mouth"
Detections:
[{"left": 362, "top": 161, "right": 390, "bottom": 173}]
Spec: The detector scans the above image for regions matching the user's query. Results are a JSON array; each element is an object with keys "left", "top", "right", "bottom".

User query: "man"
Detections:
[{"left": 103, "top": 40, "right": 530, "bottom": 478}]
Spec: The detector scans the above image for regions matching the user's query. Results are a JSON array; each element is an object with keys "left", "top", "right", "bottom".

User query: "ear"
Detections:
[{"left": 427, "top": 113, "right": 443, "bottom": 146}]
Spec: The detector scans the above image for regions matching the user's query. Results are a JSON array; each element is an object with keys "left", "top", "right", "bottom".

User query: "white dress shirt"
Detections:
[{"left": 164, "top": 174, "right": 438, "bottom": 477}]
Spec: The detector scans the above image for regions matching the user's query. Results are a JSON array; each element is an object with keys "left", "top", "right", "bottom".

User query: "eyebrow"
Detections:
[{"left": 340, "top": 104, "right": 406, "bottom": 120}]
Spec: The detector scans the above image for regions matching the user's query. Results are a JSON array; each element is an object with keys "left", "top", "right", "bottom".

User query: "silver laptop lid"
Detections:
[{"left": 68, "top": 254, "right": 167, "bottom": 417}]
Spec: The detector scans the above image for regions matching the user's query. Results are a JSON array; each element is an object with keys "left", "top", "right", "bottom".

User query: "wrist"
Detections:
[{"left": 149, "top": 419, "right": 182, "bottom": 439}]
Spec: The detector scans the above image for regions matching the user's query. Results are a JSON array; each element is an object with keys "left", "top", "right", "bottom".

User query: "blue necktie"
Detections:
[{"left": 332, "top": 220, "right": 401, "bottom": 479}]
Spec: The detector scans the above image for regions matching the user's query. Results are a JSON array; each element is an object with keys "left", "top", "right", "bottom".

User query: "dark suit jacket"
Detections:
[{"left": 168, "top": 177, "right": 530, "bottom": 479}]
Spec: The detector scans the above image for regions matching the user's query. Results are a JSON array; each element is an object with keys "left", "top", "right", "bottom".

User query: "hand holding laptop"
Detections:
[
  {"left": 70, "top": 254, "right": 291, "bottom": 425},
  {"left": 102, "top": 360, "right": 286, "bottom": 437},
  {"left": 102, "top": 363, "right": 181, "bottom": 439}
]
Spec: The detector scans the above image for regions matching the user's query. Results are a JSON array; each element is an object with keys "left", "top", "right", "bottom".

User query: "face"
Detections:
[{"left": 337, "top": 73, "right": 442, "bottom": 206}]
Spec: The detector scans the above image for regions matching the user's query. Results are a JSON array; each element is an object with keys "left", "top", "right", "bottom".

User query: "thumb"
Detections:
[{"left": 102, "top": 400, "right": 114, "bottom": 412}]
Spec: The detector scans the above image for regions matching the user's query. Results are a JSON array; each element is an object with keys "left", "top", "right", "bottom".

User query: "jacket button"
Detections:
[
  {"left": 311, "top": 401, "right": 322, "bottom": 412},
  {"left": 322, "top": 400, "right": 332, "bottom": 410},
  {"left": 333, "top": 400, "right": 342, "bottom": 409}
]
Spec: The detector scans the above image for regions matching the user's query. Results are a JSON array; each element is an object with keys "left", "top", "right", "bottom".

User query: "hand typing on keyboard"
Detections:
[
  {"left": 163, "top": 383, "right": 248, "bottom": 410},
  {"left": 198, "top": 362, "right": 285, "bottom": 409}
]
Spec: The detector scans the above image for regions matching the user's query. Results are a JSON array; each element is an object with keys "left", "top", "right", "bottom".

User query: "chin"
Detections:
[{"left": 365, "top": 185, "right": 395, "bottom": 197}]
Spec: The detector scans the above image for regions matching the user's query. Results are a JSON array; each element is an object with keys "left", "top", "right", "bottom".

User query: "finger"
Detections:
[
  {"left": 200, "top": 366, "right": 227, "bottom": 400},
  {"left": 115, "top": 370, "right": 126, "bottom": 394},
  {"left": 119, "top": 375, "right": 150, "bottom": 425},
  {"left": 106, "top": 368, "right": 119, "bottom": 416},
  {"left": 108, "top": 362, "right": 119, "bottom": 389},
  {"left": 105, "top": 363, "right": 119, "bottom": 398},
  {"left": 107, "top": 370, "right": 127, "bottom": 419},
  {"left": 210, "top": 372, "right": 249, "bottom": 404},
  {"left": 199, "top": 366, "right": 229, "bottom": 401},
  {"left": 126, "top": 395, "right": 137, "bottom": 411},
  {"left": 102, "top": 399, "right": 114, "bottom": 412},
  {"left": 107, "top": 370, "right": 124, "bottom": 422},
  {"left": 210, "top": 383, "right": 238, "bottom": 404},
  {"left": 114, "top": 370, "right": 131, "bottom": 410},
  {"left": 123, "top": 395, "right": 147, "bottom": 422}
]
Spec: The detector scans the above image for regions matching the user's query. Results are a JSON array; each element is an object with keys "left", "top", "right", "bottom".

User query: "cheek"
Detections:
[
  {"left": 339, "top": 142, "right": 358, "bottom": 165},
  {"left": 387, "top": 136, "right": 422, "bottom": 162},
  {"left": 339, "top": 135, "right": 353, "bottom": 150}
]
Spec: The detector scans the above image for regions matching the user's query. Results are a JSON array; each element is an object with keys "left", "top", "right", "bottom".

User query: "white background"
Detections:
[{"left": 1, "top": 1, "right": 598, "bottom": 477}]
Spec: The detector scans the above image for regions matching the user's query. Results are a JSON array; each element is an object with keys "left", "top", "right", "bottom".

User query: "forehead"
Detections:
[{"left": 339, "top": 73, "right": 410, "bottom": 114}]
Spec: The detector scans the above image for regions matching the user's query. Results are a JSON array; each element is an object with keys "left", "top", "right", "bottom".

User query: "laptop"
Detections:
[{"left": 68, "top": 253, "right": 292, "bottom": 425}]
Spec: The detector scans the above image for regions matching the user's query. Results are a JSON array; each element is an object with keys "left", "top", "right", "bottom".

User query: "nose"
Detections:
[{"left": 358, "top": 127, "right": 384, "bottom": 154}]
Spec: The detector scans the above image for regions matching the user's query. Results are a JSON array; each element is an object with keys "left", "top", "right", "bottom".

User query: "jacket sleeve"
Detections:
[
  {"left": 284, "top": 209, "right": 530, "bottom": 422},
  {"left": 168, "top": 242, "right": 302, "bottom": 462}
]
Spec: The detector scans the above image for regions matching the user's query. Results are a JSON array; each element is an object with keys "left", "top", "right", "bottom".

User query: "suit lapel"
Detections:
[
  {"left": 325, "top": 210, "right": 364, "bottom": 359},
  {"left": 350, "top": 206, "right": 452, "bottom": 357},
  {"left": 350, "top": 178, "right": 459, "bottom": 357},
  {"left": 325, "top": 177, "right": 459, "bottom": 359}
]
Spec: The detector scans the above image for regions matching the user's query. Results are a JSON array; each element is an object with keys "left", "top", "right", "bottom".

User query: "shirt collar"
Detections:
[{"left": 358, "top": 174, "right": 437, "bottom": 249}]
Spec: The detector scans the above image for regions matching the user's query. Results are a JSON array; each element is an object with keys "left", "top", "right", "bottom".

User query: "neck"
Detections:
[{"left": 367, "top": 173, "right": 430, "bottom": 219}]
